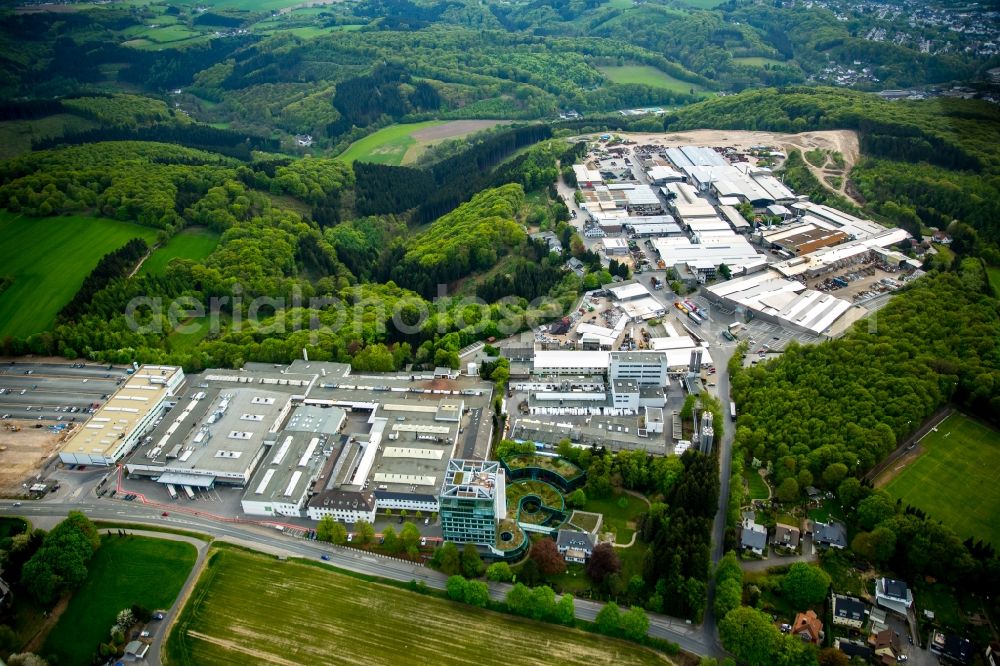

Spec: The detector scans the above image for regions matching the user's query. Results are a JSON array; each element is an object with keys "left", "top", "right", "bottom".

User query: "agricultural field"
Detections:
[
  {"left": 0, "top": 114, "right": 97, "bottom": 160},
  {"left": 167, "top": 547, "right": 671, "bottom": 666},
  {"left": 882, "top": 413, "right": 1000, "bottom": 547},
  {"left": 732, "top": 56, "right": 786, "bottom": 67},
  {"left": 0, "top": 212, "right": 158, "bottom": 339},
  {"left": 139, "top": 227, "right": 220, "bottom": 276},
  {"left": 598, "top": 65, "right": 704, "bottom": 94},
  {"left": 43, "top": 536, "right": 197, "bottom": 666},
  {"left": 338, "top": 120, "right": 507, "bottom": 165}
]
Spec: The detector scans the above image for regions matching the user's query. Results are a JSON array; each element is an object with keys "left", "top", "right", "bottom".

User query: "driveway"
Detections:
[{"left": 739, "top": 535, "right": 817, "bottom": 573}]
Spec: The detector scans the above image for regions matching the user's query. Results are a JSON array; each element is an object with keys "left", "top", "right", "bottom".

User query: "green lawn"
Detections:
[
  {"left": 0, "top": 114, "right": 98, "bottom": 160},
  {"left": 167, "top": 548, "right": 669, "bottom": 666},
  {"left": 583, "top": 492, "right": 649, "bottom": 544},
  {"left": 43, "top": 536, "right": 197, "bottom": 666},
  {"left": 883, "top": 412, "right": 1000, "bottom": 547},
  {"left": 987, "top": 265, "right": 1000, "bottom": 296},
  {"left": 598, "top": 65, "right": 704, "bottom": 94},
  {"left": 0, "top": 516, "right": 29, "bottom": 540},
  {"left": 0, "top": 212, "right": 158, "bottom": 339},
  {"left": 139, "top": 227, "right": 219, "bottom": 276},
  {"left": 732, "top": 56, "right": 785, "bottom": 67},
  {"left": 337, "top": 121, "right": 444, "bottom": 165},
  {"left": 744, "top": 470, "right": 769, "bottom": 501},
  {"left": 674, "top": 0, "right": 721, "bottom": 7}
]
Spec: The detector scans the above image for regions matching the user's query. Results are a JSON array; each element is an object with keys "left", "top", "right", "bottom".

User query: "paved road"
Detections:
[
  {"left": 739, "top": 535, "right": 817, "bottom": 573},
  {"left": 0, "top": 499, "right": 723, "bottom": 658}
]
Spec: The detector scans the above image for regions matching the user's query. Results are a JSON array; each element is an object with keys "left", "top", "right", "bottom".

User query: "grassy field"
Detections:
[
  {"left": 583, "top": 492, "right": 649, "bottom": 544},
  {"left": 0, "top": 516, "right": 28, "bottom": 540},
  {"left": 139, "top": 227, "right": 219, "bottom": 276},
  {"left": 744, "top": 470, "right": 770, "bottom": 501},
  {"left": 167, "top": 548, "right": 670, "bottom": 666},
  {"left": 0, "top": 212, "right": 158, "bottom": 339},
  {"left": 43, "top": 536, "right": 197, "bottom": 666},
  {"left": 0, "top": 114, "right": 97, "bottom": 160},
  {"left": 337, "top": 121, "right": 444, "bottom": 165},
  {"left": 732, "top": 56, "right": 785, "bottom": 67},
  {"left": 598, "top": 65, "right": 703, "bottom": 94},
  {"left": 988, "top": 265, "right": 1000, "bottom": 296},
  {"left": 882, "top": 413, "right": 1000, "bottom": 547}
]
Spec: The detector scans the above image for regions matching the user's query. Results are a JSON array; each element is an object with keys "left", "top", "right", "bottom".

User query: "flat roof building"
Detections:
[
  {"left": 439, "top": 459, "right": 507, "bottom": 551},
  {"left": 59, "top": 365, "right": 185, "bottom": 466}
]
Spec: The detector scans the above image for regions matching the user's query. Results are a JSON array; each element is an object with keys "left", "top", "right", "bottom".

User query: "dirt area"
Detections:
[
  {"left": 410, "top": 120, "right": 511, "bottom": 142},
  {"left": 595, "top": 129, "right": 862, "bottom": 204},
  {"left": 874, "top": 444, "right": 925, "bottom": 489},
  {"left": 22, "top": 594, "right": 69, "bottom": 654},
  {"left": 0, "top": 420, "right": 71, "bottom": 497}
]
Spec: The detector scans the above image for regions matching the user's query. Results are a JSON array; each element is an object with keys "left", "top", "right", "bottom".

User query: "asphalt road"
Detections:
[{"left": 1, "top": 498, "right": 722, "bottom": 658}]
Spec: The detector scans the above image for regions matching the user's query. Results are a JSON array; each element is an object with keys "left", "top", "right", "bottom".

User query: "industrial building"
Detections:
[
  {"left": 58, "top": 365, "right": 185, "bottom": 466},
  {"left": 705, "top": 269, "right": 866, "bottom": 336},
  {"left": 602, "top": 237, "right": 629, "bottom": 256},
  {"left": 573, "top": 164, "right": 603, "bottom": 188},
  {"left": 439, "top": 459, "right": 507, "bottom": 551},
  {"left": 652, "top": 235, "right": 768, "bottom": 281}
]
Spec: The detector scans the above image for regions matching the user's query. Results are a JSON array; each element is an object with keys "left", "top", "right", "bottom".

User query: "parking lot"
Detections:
[{"left": 0, "top": 361, "right": 129, "bottom": 422}]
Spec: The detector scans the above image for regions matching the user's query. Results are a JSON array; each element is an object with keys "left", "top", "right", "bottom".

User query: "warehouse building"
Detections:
[
  {"left": 573, "top": 164, "right": 603, "bottom": 188},
  {"left": 59, "top": 365, "right": 185, "bottom": 466},
  {"left": 652, "top": 236, "right": 767, "bottom": 281}
]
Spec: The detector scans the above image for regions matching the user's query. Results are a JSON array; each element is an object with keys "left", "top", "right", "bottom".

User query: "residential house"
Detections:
[
  {"left": 836, "top": 638, "right": 872, "bottom": 662},
  {"left": 791, "top": 610, "right": 824, "bottom": 644},
  {"left": 556, "top": 529, "right": 595, "bottom": 563},
  {"left": 772, "top": 523, "right": 800, "bottom": 551},
  {"left": 566, "top": 257, "right": 586, "bottom": 276},
  {"left": 930, "top": 630, "right": 973, "bottom": 665},
  {"left": 740, "top": 519, "right": 768, "bottom": 556},
  {"left": 869, "top": 628, "right": 901, "bottom": 666},
  {"left": 123, "top": 641, "right": 150, "bottom": 661},
  {"left": 875, "top": 577, "right": 914, "bottom": 616},
  {"left": 813, "top": 521, "right": 847, "bottom": 549},
  {"left": 831, "top": 593, "right": 868, "bottom": 629}
]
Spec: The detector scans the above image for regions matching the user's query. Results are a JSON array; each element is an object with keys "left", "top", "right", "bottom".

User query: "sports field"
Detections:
[
  {"left": 167, "top": 548, "right": 670, "bottom": 666},
  {"left": 44, "top": 536, "right": 197, "bottom": 666},
  {"left": 0, "top": 212, "right": 158, "bottom": 339},
  {"left": 598, "top": 66, "right": 704, "bottom": 94},
  {"left": 882, "top": 413, "right": 1000, "bottom": 547},
  {"left": 139, "top": 227, "right": 219, "bottom": 276}
]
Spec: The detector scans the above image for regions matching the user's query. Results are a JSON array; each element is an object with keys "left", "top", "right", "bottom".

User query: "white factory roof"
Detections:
[
  {"left": 533, "top": 350, "right": 611, "bottom": 370},
  {"left": 607, "top": 281, "right": 652, "bottom": 300},
  {"left": 624, "top": 214, "right": 676, "bottom": 226},
  {"left": 652, "top": 236, "right": 764, "bottom": 272},
  {"left": 620, "top": 296, "right": 666, "bottom": 320},
  {"left": 686, "top": 217, "right": 732, "bottom": 232},
  {"left": 603, "top": 237, "right": 628, "bottom": 250},
  {"left": 574, "top": 164, "right": 603, "bottom": 184},
  {"left": 646, "top": 165, "right": 685, "bottom": 182},
  {"left": 705, "top": 270, "right": 862, "bottom": 335},
  {"left": 625, "top": 185, "right": 660, "bottom": 206},
  {"left": 648, "top": 335, "right": 697, "bottom": 350},
  {"left": 719, "top": 205, "right": 751, "bottom": 230},
  {"left": 718, "top": 196, "right": 743, "bottom": 207},
  {"left": 664, "top": 346, "right": 713, "bottom": 369},
  {"left": 790, "top": 202, "right": 886, "bottom": 239}
]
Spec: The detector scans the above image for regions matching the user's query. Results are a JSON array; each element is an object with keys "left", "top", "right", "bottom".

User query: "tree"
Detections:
[
  {"left": 718, "top": 263, "right": 732, "bottom": 280},
  {"left": 505, "top": 583, "right": 534, "bottom": 616},
  {"left": 586, "top": 542, "right": 621, "bottom": 585},
  {"left": 857, "top": 491, "right": 895, "bottom": 530},
  {"left": 554, "top": 593, "right": 575, "bottom": 625},
  {"left": 818, "top": 647, "right": 850, "bottom": 666},
  {"left": 463, "top": 580, "right": 490, "bottom": 607},
  {"left": 821, "top": 463, "right": 848, "bottom": 489},
  {"left": 400, "top": 522, "right": 421, "bottom": 555},
  {"left": 837, "top": 477, "right": 867, "bottom": 509},
  {"left": 780, "top": 562, "right": 831, "bottom": 608},
  {"left": 355, "top": 520, "right": 375, "bottom": 545},
  {"left": 434, "top": 542, "right": 461, "bottom": 576},
  {"left": 776, "top": 477, "right": 800, "bottom": 503},
  {"left": 719, "top": 606, "right": 783, "bottom": 666},
  {"left": 851, "top": 526, "right": 897, "bottom": 564},
  {"left": 530, "top": 537, "right": 566, "bottom": 576},
  {"left": 382, "top": 525, "right": 400, "bottom": 553},
  {"left": 460, "top": 543, "right": 485, "bottom": 578},
  {"left": 518, "top": 557, "right": 541, "bottom": 586},
  {"left": 619, "top": 606, "right": 650, "bottom": 641},
  {"left": 486, "top": 562, "right": 514, "bottom": 582},
  {"left": 595, "top": 602, "right": 622, "bottom": 636},
  {"left": 446, "top": 575, "right": 467, "bottom": 602},
  {"left": 316, "top": 516, "right": 346, "bottom": 545},
  {"left": 566, "top": 488, "right": 587, "bottom": 509}
]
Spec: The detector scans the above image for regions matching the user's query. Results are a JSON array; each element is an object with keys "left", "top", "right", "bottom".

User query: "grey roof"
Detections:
[
  {"left": 882, "top": 578, "right": 909, "bottom": 600},
  {"left": 813, "top": 521, "right": 847, "bottom": 547},
  {"left": 837, "top": 639, "right": 872, "bottom": 660},
  {"left": 832, "top": 594, "right": 867, "bottom": 622},
  {"left": 741, "top": 523, "right": 768, "bottom": 551},
  {"left": 556, "top": 529, "right": 595, "bottom": 552}
]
